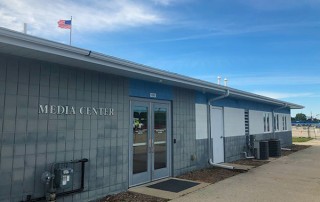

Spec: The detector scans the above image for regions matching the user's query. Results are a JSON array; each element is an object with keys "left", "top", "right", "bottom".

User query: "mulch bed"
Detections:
[
  {"left": 233, "top": 158, "right": 270, "bottom": 167},
  {"left": 178, "top": 167, "right": 244, "bottom": 184},
  {"left": 177, "top": 158, "right": 271, "bottom": 184},
  {"left": 100, "top": 144, "right": 311, "bottom": 201},
  {"left": 100, "top": 192, "right": 168, "bottom": 202}
]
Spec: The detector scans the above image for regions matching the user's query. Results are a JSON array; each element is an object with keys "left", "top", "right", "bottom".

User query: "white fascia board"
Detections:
[{"left": 0, "top": 27, "right": 87, "bottom": 55}]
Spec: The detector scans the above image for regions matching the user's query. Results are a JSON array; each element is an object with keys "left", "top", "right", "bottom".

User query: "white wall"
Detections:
[
  {"left": 277, "top": 113, "right": 292, "bottom": 132},
  {"left": 250, "top": 110, "right": 291, "bottom": 134},
  {"left": 279, "top": 113, "right": 284, "bottom": 132},
  {"left": 195, "top": 103, "right": 208, "bottom": 139},
  {"left": 224, "top": 107, "right": 245, "bottom": 137},
  {"left": 195, "top": 105, "right": 292, "bottom": 139},
  {"left": 249, "top": 110, "right": 265, "bottom": 134}
]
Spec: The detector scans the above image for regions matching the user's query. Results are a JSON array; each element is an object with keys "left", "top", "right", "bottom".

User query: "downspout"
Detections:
[
  {"left": 272, "top": 104, "right": 288, "bottom": 139},
  {"left": 243, "top": 151, "right": 255, "bottom": 159},
  {"left": 207, "top": 90, "right": 234, "bottom": 169}
]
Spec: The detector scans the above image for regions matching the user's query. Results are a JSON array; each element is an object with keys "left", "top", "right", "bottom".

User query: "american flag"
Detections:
[{"left": 58, "top": 20, "right": 71, "bottom": 29}]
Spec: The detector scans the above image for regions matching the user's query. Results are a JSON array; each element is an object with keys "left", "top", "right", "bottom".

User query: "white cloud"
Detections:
[
  {"left": 251, "top": 91, "right": 314, "bottom": 99},
  {"left": 152, "top": 0, "right": 173, "bottom": 6},
  {"left": 151, "top": 0, "right": 193, "bottom": 6},
  {"left": 128, "top": 20, "right": 320, "bottom": 44},
  {"left": 0, "top": 0, "right": 165, "bottom": 39}
]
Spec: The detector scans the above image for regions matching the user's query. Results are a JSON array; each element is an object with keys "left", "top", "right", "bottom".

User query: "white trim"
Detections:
[
  {"left": 154, "top": 141, "right": 166, "bottom": 145},
  {"left": 133, "top": 143, "right": 147, "bottom": 147}
]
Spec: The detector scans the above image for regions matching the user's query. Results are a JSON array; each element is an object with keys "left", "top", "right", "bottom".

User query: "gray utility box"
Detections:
[
  {"left": 54, "top": 167, "right": 73, "bottom": 189},
  {"left": 254, "top": 140, "right": 269, "bottom": 160},
  {"left": 268, "top": 139, "right": 281, "bottom": 157}
]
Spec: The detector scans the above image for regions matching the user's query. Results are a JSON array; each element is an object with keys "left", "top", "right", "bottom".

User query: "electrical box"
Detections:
[
  {"left": 54, "top": 167, "right": 73, "bottom": 189},
  {"left": 254, "top": 140, "right": 269, "bottom": 160}
]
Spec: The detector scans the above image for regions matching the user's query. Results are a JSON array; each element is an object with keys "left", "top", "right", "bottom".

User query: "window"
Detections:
[
  {"left": 267, "top": 114, "right": 270, "bottom": 131},
  {"left": 274, "top": 114, "right": 279, "bottom": 131},
  {"left": 264, "top": 114, "right": 266, "bottom": 132},
  {"left": 282, "top": 115, "right": 287, "bottom": 131},
  {"left": 285, "top": 116, "right": 287, "bottom": 130},
  {"left": 264, "top": 113, "right": 270, "bottom": 132}
]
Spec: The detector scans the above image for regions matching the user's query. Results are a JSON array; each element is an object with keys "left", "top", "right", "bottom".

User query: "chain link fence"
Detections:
[{"left": 292, "top": 126, "right": 320, "bottom": 139}]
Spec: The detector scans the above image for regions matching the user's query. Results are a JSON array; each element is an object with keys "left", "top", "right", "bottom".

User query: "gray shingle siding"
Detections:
[{"left": 0, "top": 54, "right": 130, "bottom": 202}]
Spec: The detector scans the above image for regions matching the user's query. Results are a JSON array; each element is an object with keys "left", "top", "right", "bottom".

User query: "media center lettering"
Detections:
[{"left": 39, "top": 104, "right": 114, "bottom": 116}]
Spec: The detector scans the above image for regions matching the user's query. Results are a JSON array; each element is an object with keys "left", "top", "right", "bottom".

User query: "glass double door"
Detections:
[{"left": 129, "top": 99, "right": 171, "bottom": 186}]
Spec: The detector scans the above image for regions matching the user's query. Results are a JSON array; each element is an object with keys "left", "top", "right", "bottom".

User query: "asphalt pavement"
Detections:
[{"left": 171, "top": 140, "right": 320, "bottom": 202}]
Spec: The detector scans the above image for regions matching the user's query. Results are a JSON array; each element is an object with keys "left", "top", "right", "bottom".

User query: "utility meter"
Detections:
[{"left": 54, "top": 167, "right": 73, "bottom": 189}]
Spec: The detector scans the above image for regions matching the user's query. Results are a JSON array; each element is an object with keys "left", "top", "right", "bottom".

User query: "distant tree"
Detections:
[{"left": 295, "top": 113, "right": 307, "bottom": 121}]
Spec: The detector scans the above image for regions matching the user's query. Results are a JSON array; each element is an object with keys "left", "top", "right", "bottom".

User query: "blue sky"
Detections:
[{"left": 1, "top": 0, "right": 319, "bottom": 117}]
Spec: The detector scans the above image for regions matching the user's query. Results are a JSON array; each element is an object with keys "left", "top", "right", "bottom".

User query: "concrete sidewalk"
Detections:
[{"left": 172, "top": 140, "right": 320, "bottom": 202}]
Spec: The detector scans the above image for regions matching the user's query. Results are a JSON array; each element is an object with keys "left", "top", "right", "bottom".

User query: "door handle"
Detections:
[{"left": 220, "top": 136, "right": 223, "bottom": 138}]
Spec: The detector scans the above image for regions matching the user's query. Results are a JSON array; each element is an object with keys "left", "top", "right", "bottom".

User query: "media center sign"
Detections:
[{"left": 39, "top": 104, "right": 114, "bottom": 116}]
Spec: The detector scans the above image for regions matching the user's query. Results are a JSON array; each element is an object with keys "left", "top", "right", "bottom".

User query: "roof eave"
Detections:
[{"left": 0, "top": 27, "right": 304, "bottom": 110}]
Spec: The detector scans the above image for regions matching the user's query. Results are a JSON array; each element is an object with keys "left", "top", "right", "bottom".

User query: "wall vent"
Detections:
[{"left": 244, "top": 110, "right": 249, "bottom": 135}]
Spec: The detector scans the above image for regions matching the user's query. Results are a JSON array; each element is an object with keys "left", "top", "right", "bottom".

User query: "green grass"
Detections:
[{"left": 292, "top": 137, "right": 313, "bottom": 142}]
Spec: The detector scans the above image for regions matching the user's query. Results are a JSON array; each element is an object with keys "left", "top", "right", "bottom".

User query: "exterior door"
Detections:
[
  {"left": 211, "top": 106, "right": 224, "bottom": 164},
  {"left": 129, "top": 99, "right": 171, "bottom": 186}
]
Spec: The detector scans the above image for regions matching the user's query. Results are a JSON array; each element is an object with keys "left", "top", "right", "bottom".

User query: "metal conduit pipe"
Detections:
[
  {"left": 209, "top": 161, "right": 234, "bottom": 169},
  {"left": 243, "top": 152, "right": 255, "bottom": 159},
  {"left": 272, "top": 104, "right": 288, "bottom": 139},
  {"left": 207, "top": 90, "right": 234, "bottom": 169}
]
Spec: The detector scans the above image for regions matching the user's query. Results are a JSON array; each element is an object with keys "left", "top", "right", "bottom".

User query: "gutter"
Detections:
[
  {"left": 207, "top": 90, "right": 234, "bottom": 169},
  {"left": 243, "top": 151, "right": 255, "bottom": 159}
]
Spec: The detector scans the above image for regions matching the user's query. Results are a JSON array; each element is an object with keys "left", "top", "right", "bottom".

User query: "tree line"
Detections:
[{"left": 291, "top": 113, "right": 319, "bottom": 122}]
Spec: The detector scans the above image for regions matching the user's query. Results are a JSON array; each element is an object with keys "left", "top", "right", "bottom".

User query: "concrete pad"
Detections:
[
  {"left": 129, "top": 178, "right": 210, "bottom": 200},
  {"left": 172, "top": 144, "right": 320, "bottom": 202}
]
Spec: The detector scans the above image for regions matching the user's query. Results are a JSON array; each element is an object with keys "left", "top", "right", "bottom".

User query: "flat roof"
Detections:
[{"left": 0, "top": 27, "right": 303, "bottom": 109}]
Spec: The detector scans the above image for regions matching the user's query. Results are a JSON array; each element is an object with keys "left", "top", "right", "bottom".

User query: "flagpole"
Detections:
[{"left": 70, "top": 16, "right": 72, "bottom": 45}]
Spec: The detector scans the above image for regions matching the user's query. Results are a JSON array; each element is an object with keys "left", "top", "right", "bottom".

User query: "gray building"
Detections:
[{"left": 0, "top": 28, "right": 303, "bottom": 202}]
